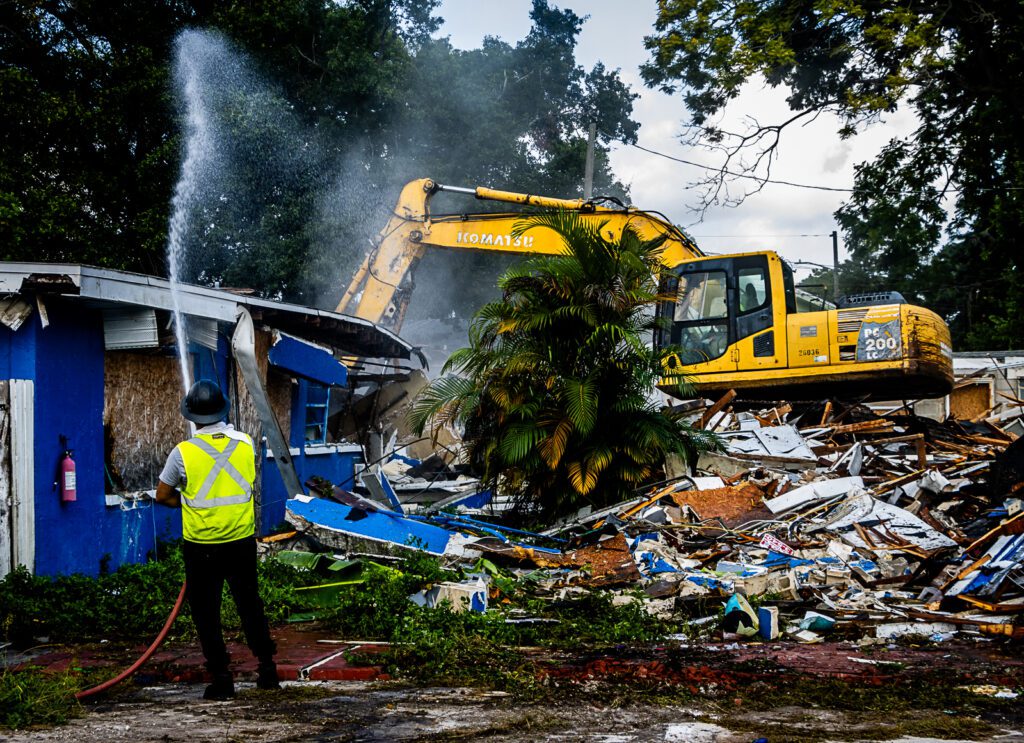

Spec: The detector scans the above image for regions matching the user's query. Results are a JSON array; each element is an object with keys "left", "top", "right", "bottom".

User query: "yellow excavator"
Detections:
[{"left": 338, "top": 178, "right": 953, "bottom": 402}]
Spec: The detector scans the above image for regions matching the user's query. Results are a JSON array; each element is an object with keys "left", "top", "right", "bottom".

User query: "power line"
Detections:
[
  {"left": 690, "top": 233, "right": 831, "bottom": 238},
  {"left": 613, "top": 137, "right": 1024, "bottom": 194},
  {"left": 625, "top": 141, "right": 854, "bottom": 193}
]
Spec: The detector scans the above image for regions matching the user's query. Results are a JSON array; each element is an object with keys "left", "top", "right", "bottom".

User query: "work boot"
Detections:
[
  {"left": 203, "top": 672, "right": 235, "bottom": 700},
  {"left": 256, "top": 660, "right": 281, "bottom": 690}
]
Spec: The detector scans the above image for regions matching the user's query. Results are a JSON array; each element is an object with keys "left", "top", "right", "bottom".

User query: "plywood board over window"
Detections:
[
  {"left": 104, "top": 352, "right": 190, "bottom": 492},
  {"left": 950, "top": 380, "right": 992, "bottom": 421}
]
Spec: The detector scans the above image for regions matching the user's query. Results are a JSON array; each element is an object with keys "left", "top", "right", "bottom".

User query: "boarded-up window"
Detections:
[
  {"left": 950, "top": 381, "right": 992, "bottom": 420},
  {"left": 104, "top": 352, "right": 190, "bottom": 492}
]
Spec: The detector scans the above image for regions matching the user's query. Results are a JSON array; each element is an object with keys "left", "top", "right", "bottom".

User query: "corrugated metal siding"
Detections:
[
  {"left": 187, "top": 317, "right": 219, "bottom": 351},
  {"left": 103, "top": 308, "right": 159, "bottom": 350}
]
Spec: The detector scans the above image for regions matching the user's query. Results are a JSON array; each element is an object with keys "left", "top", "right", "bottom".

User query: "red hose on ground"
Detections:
[{"left": 75, "top": 581, "right": 187, "bottom": 700}]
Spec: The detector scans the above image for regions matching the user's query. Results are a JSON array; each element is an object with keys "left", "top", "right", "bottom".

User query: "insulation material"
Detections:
[{"left": 104, "top": 351, "right": 190, "bottom": 491}]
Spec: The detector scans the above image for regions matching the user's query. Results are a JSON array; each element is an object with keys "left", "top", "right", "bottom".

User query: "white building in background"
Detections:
[{"left": 906, "top": 352, "right": 1024, "bottom": 435}]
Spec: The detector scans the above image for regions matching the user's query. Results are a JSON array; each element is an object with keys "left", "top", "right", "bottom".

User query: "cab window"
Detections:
[
  {"left": 675, "top": 271, "right": 727, "bottom": 321},
  {"left": 782, "top": 262, "right": 798, "bottom": 314},
  {"left": 738, "top": 266, "right": 768, "bottom": 313},
  {"left": 672, "top": 270, "right": 729, "bottom": 363}
]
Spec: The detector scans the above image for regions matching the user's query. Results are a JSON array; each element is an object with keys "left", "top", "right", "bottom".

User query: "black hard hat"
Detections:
[{"left": 181, "top": 379, "right": 230, "bottom": 425}]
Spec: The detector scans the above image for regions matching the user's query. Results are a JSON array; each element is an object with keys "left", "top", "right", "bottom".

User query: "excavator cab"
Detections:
[
  {"left": 661, "top": 253, "right": 779, "bottom": 368},
  {"left": 657, "top": 252, "right": 954, "bottom": 402}
]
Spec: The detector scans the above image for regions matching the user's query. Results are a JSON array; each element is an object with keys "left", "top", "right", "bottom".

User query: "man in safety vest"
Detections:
[{"left": 156, "top": 379, "right": 279, "bottom": 700}]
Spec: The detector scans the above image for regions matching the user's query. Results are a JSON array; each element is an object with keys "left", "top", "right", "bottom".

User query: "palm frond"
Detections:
[
  {"left": 498, "top": 422, "right": 544, "bottom": 464},
  {"left": 566, "top": 459, "right": 599, "bottom": 495},
  {"left": 561, "top": 376, "right": 598, "bottom": 435},
  {"left": 406, "top": 374, "right": 478, "bottom": 435},
  {"left": 538, "top": 416, "right": 574, "bottom": 469}
]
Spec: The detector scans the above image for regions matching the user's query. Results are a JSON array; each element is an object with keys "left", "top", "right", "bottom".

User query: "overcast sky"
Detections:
[{"left": 435, "top": 0, "right": 918, "bottom": 280}]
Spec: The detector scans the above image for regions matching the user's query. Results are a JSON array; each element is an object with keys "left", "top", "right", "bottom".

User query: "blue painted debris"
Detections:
[
  {"left": 423, "top": 487, "right": 495, "bottom": 513},
  {"left": 424, "top": 513, "right": 567, "bottom": 547},
  {"left": 286, "top": 495, "right": 473, "bottom": 557},
  {"left": 638, "top": 553, "right": 681, "bottom": 574},
  {"left": 948, "top": 533, "right": 1024, "bottom": 599},
  {"left": 758, "top": 606, "right": 780, "bottom": 640},
  {"left": 278, "top": 398, "right": 1024, "bottom": 644},
  {"left": 268, "top": 331, "right": 348, "bottom": 385},
  {"left": 409, "top": 576, "right": 489, "bottom": 613}
]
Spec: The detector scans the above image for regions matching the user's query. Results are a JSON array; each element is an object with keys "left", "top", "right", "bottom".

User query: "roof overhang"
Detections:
[{"left": 0, "top": 262, "right": 413, "bottom": 361}]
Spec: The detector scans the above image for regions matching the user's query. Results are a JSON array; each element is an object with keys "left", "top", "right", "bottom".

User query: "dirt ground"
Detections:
[{"left": 2, "top": 681, "right": 1023, "bottom": 743}]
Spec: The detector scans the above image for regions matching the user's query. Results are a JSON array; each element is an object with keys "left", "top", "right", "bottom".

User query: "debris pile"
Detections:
[{"left": 279, "top": 394, "right": 1024, "bottom": 644}]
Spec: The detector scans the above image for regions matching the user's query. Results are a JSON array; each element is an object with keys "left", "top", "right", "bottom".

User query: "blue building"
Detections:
[{"left": 0, "top": 263, "right": 415, "bottom": 578}]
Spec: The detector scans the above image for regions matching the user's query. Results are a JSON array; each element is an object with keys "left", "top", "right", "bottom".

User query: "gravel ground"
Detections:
[{"left": 2, "top": 681, "right": 1022, "bottom": 743}]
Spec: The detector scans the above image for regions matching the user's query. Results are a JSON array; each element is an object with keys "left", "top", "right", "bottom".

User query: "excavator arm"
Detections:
[{"left": 336, "top": 178, "right": 701, "bottom": 330}]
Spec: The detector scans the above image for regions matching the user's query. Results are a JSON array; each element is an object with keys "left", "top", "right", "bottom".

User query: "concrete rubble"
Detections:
[{"left": 277, "top": 393, "right": 1024, "bottom": 644}]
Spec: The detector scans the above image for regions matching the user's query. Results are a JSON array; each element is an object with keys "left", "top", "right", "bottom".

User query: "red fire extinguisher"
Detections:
[{"left": 60, "top": 435, "right": 76, "bottom": 502}]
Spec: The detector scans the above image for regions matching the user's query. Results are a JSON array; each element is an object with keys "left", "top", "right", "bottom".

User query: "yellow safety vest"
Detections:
[{"left": 177, "top": 432, "right": 256, "bottom": 544}]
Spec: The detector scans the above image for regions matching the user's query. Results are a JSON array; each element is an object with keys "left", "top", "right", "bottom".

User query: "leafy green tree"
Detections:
[
  {"left": 642, "top": 1, "right": 1024, "bottom": 349},
  {"left": 388, "top": 1, "right": 640, "bottom": 322},
  {"left": 409, "top": 212, "right": 718, "bottom": 524},
  {"left": 0, "top": 0, "right": 193, "bottom": 274},
  {"left": 1, "top": 0, "right": 641, "bottom": 311}
]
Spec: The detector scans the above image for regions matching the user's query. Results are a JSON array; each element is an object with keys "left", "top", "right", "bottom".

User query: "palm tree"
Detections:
[{"left": 408, "top": 210, "right": 718, "bottom": 524}]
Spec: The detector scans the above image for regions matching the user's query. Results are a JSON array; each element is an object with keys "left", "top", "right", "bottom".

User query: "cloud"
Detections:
[
  {"left": 436, "top": 1, "right": 919, "bottom": 277},
  {"left": 822, "top": 142, "right": 853, "bottom": 173}
]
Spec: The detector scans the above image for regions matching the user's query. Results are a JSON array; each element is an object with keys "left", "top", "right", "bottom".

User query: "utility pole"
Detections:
[
  {"left": 583, "top": 122, "right": 597, "bottom": 200},
  {"left": 830, "top": 230, "right": 840, "bottom": 301}
]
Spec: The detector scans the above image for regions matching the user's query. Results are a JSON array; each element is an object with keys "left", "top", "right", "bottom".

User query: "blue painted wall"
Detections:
[
  {"left": 189, "top": 337, "right": 231, "bottom": 394},
  {"left": 0, "top": 314, "right": 36, "bottom": 379},
  {"left": 259, "top": 447, "right": 360, "bottom": 534},
  {"left": 31, "top": 302, "right": 108, "bottom": 576},
  {"left": 0, "top": 298, "right": 356, "bottom": 575},
  {"left": 2, "top": 301, "right": 184, "bottom": 577}
]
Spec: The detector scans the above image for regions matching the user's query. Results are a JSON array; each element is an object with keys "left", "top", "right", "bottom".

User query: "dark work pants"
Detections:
[{"left": 182, "top": 536, "right": 276, "bottom": 676}]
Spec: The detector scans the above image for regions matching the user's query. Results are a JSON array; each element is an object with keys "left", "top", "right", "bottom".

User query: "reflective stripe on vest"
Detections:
[
  {"left": 177, "top": 432, "right": 256, "bottom": 543},
  {"left": 183, "top": 437, "right": 253, "bottom": 508}
]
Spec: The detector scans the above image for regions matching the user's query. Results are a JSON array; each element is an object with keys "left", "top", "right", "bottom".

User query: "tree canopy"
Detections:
[
  {"left": 1, "top": 0, "right": 639, "bottom": 308},
  {"left": 643, "top": 1, "right": 1024, "bottom": 350},
  {"left": 408, "top": 212, "right": 718, "bottom": 524}
]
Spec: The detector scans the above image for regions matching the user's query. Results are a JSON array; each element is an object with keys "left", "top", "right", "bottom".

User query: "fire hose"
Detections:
[{"left": 74, "top": 582, "right": 187, "bottom": 700}]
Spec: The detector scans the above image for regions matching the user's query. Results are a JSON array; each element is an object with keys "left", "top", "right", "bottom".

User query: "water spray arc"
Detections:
[{"left": 166, "top": 30, "right": 223, "bottom": 394}]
